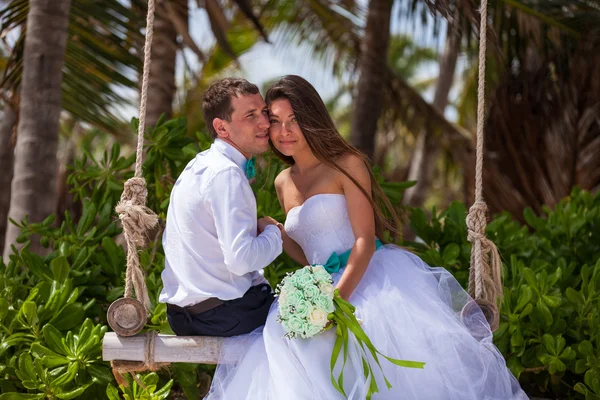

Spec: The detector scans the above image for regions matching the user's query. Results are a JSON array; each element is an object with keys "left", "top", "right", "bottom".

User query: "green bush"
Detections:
[
  {"left": 0, "top": 117, "right": 203, "bottom": 399},
  {"left": 405, "top": 188, "right": 600, "bottom": 399}
]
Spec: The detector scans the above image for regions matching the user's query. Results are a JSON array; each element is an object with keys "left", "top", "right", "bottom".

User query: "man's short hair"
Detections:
[{"left": 202, "top": 78, "right": 260, "bottom": 138}]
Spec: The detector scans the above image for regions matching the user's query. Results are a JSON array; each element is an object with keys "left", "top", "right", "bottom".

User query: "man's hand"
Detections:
[{"left": 258, "top": 216, "right": 283, "bottom": 234}]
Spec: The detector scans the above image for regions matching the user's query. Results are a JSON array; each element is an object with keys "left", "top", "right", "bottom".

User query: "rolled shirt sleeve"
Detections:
[{"left": 206, "top": 167, "right": 283, "bottom": 276}]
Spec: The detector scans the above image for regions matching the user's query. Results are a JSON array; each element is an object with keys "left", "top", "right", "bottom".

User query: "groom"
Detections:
[{"left": 159, "top": 78, "right": 283, "bottom": 337}]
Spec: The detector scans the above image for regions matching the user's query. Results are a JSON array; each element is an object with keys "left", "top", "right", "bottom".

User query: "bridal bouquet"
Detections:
[{"left": 275, "top": 265, "right": 425, "bottom": 399}]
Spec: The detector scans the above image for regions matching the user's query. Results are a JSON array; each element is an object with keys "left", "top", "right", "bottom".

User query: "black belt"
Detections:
[{"left": 167, "top": 297, "right": 224, "bottom": 316}]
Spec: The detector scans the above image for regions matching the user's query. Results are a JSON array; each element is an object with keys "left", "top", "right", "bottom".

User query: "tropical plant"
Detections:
[
  {"left": 481, "top": 39, "right": 600, "bottom": 221},
  {"left": 0, "top": 0, "right": 143, "bottom": 258},
  {"left": 2, "top": 0, "right": 73, "bottom": 259},
  {"left": 405, "top": 187, "right": 600, "bottom": 398}
]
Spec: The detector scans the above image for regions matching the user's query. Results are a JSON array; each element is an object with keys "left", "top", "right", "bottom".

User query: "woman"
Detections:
[{"left": 205, "top": 75, "right": 528, "bottom": 400}]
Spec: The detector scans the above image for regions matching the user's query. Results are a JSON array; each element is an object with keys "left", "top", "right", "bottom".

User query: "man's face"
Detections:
[{"left": 215, "top": 93, "right": 270, "bottom": 158}]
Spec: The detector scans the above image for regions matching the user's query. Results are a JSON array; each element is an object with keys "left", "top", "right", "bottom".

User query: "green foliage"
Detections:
[
  {"left": 405, "top": 188, "right": 600, "bottom": 398},
  {"left": 0, "top": 117, "right": 196, "bottom": 399},
  {"left": 0, "top": 251, "right": 109, "bottom": 399},
  {"left": 106, "top": 372, "right": 172, "bottom": 400},
  {"left": 0, "top": 0, "right": 144, "bottom": 133},
  {"left": 407, "top": 201, "right": 471, "bottom": 284}
]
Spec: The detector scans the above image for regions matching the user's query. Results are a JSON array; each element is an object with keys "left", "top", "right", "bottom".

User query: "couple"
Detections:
[{"left": 159, "top": 76, "right": 528, "bottom": 399}]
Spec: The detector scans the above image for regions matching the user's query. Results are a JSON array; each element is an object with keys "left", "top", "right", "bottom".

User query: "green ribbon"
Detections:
[
  {"left": 245, "top": 156, "right": 256, "bottom": 180},
  {"left": 329, "top": 291, "right": 426, "bottom": 399},
  {"left": 312, "top": 240, "right": 425, "bottom": 397},
  {"left": 321, "top": 239, "right": 383, "bottom": 274}
]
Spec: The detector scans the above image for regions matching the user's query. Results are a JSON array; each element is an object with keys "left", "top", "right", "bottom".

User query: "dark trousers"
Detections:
[{"left": 167, "top": 284, "right": 275, "bottom": 337}]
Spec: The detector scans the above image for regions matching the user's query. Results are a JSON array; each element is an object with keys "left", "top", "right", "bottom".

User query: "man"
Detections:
[{"left": 159, "top": 78, "right": 283, "bottom": 337}]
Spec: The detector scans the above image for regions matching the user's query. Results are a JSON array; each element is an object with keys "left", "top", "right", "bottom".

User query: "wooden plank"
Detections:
[{"left": 102, "top": 332, "right": 224, "bottom": 364}]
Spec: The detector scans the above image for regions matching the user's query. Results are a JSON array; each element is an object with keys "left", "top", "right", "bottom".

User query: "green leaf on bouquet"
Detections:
[
  {"left": 329, "top": 295, "right": 425, "bottom": 400},
  {"left": 330, "top": 321, "right": 347, "bottom": 398}
]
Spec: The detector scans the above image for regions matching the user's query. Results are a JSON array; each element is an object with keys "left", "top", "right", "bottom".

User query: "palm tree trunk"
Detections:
[
  {"left": 145, "top": 0, "right": 187, "bottom": 129},
  {"left": 404, "top": 19, "right": 461, "bottom": 208},
  {"left": 349, "top": 0, "right": 393, "bottom": 161},
  {"left": 3, "top": 0, "right": 72, "bottom": 259},
  {"left": 0, "top": 100, "right": 17, "bottom": 257},
  {"left": 55, "top": 135, "right": 78, "bottom": 224}
]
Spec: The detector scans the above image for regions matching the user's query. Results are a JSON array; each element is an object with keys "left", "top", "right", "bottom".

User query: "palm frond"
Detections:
[
  {"left": 182, "top": 21, "right": 261, "bottom": 135},
  {"left": 232, "top": 0, "right": 270, "bottom": 42},
  {"left": 483, "top": 37, "right": 600, "bottom": 219},
  {"left": 199, "top": 0, "right": 271, "bottom": 65},
  {"left": 0, "top": 0, "right": 142, "bottom": 133},
  {"left": 385, "top": 66, "right": 471, "bottom": 149},
  {"left": 204, "top": 0, "right": 240, "bottom": 63},
  {"left": 417, "top": 0, "right": 600, "bottom": 66},
  {"left": 262, "top": 0, "right": 363, "bottom": 77}
]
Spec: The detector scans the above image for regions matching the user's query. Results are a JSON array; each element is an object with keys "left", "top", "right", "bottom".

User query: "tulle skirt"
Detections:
[{"left": 205, "top": 246, "right": 528, "bottom": 400}]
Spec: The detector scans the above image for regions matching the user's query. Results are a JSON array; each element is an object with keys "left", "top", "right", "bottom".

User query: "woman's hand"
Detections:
[
  {"left": 335, "top": 286, "right": 350, "bottom": 301},
  {"left": 258, "top": 216, "right": 282, "bottom": 233}
]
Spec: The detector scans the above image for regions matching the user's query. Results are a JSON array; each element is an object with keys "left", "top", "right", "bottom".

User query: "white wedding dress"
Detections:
[{"left": 205, "top": 194, "right": 528, "bottom": 400}]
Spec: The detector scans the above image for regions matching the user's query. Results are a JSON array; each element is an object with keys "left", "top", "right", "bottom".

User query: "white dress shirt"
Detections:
[{"left": 159, "top": 139, "right": 283, "bottom": 307}]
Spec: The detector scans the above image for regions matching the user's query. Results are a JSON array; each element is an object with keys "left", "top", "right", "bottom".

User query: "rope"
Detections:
[
  {"left": 111, "top": 0, "right": 159, "bottom": 380},
  {"left": 135, "top": 0, "right": 156, "bottom": 179},
  {"left": 111, "top": 331, "right": 170, "bottom": 387},
  {"left": 104, "top": 0, "right": 175, "bottom": 383},
  {"left": 110, "top": 0, "right": 164, "bottom": 381},
  {"left": 466, "top": 0, "right": 503, "bottom": 330},
  {"left": 115, "top": 0, "right": 158, "bottom": 314}
]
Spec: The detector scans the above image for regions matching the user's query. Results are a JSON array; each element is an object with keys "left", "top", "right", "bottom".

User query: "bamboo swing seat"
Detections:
[{"left": 103, "top": 332, "right": 223, "bottom": 364}]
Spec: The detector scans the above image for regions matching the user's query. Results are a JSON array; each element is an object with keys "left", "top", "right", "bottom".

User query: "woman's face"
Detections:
[{"left": 268, "top": 98, "right": 309, "bottom": 157}]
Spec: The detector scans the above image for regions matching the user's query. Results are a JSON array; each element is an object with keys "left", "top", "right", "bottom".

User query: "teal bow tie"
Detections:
[
  {"left": 319, "top": 239, "right": 384, "bottom": 274},
  {"left": 245, "top": 157, "right": 256, "bottom": 180}
]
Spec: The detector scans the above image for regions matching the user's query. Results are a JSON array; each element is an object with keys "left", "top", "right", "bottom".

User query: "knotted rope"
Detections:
[
  {"left": 111, "top": 0, "right": 165, "bottom": 382},
  {"left": 111, "top": 331, "right": 169, "bottom": 387},
  {"left": 114, "top": 0, "right": 157, "bottom": 317},
  {"left": 466, "top": 0, "right": 503, "bottom": 331},
  {"left": 115, "top": 178, "right": 156, "bottom": 312}
]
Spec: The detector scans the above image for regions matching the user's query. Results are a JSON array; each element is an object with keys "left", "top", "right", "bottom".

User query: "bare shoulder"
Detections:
[
  {"left": 336, "top": 153, "right": 369, "bottom": 180},
  {"left": 274, "top": 167, "right": 291, "bottom": 186},
  {"left": 337, "top": 153, "right": 366, "bottom": 169},
  {"left": 274, "top": 167, "right": 292, "bottom": 194}
]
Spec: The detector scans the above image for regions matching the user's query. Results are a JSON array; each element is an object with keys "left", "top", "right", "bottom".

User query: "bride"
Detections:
[{"left": 205, "top": 75, "right": 528, "bottom": 400}]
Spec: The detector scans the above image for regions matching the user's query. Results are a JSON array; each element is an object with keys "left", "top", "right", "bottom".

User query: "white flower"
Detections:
[
  {"left": 319, "top": 282, "right": 335, "bottom": 296},
  {"left": 311, "top": 265, "right": 333, "bottom": 284},
  {"left": 307, "top": 308, "right": 329, "bottom": 328},
  {"left": 278, "top": 291, "right": 288, "bottom": 306}
]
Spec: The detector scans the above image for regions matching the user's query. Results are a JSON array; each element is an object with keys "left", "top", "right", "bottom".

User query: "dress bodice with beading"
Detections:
[{"left": 284, "top": 194, "right": 356, "bottom": 265}]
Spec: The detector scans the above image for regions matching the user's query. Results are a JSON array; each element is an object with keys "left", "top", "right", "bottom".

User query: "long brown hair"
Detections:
[{"left": 265, "top": 75, "right": 400, "bottom": 240}]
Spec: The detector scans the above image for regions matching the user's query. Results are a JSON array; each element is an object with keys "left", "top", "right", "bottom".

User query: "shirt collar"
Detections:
[{"left": 212, "top": 138, "right": 248, "bottom": 171}]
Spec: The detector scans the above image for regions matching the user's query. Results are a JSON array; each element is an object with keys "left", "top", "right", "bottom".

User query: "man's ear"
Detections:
[{"left": 213, "top": 118, "right": 229, "bottom": 138}]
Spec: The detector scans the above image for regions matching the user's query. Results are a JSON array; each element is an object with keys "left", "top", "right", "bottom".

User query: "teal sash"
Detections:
[{"left": 320, "top": 239, "right": 383, "bottom": 274}]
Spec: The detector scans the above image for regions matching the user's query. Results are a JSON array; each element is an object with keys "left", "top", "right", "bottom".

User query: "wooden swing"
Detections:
[{"left": 102, "top": 0, "right": 502, "bottom": 381}]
